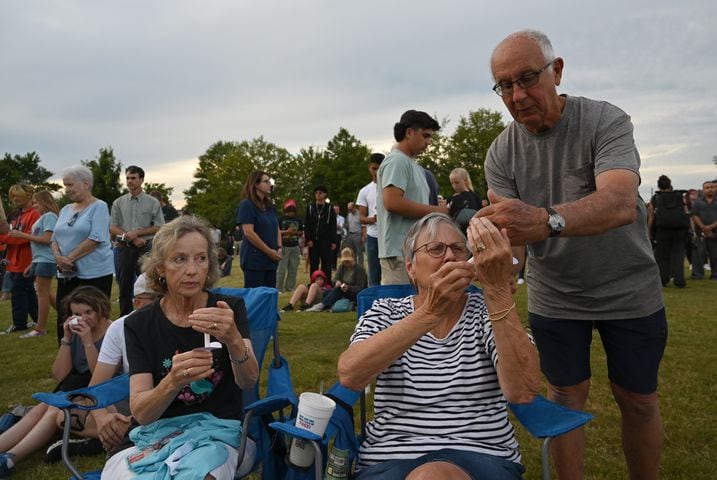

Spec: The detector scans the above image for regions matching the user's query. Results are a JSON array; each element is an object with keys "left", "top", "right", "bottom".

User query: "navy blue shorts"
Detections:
[
  {"left": 529, "top": 308, "right": 667, "bottom": 394},
  {"left": 354, "top": 449, "right": 525, "bottom": 480}
]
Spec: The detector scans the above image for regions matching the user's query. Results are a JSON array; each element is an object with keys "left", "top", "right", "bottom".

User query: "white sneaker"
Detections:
[
  {"left": 516, "top": 278, "right": 525, "bottom": 285},
  {"left": 705, "top": 264, "right": 712, "bottom": 271},
  {"left": 305, "top": 303, "right": 325, "bottom": 312},
  {"left": 21, "top": 329, "right": 47, "bottom": 338}
]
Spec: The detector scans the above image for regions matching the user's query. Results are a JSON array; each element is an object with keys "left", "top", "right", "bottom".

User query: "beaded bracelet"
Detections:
[{"left": 488, "top": 302, "right": 516, "bottom": 323}]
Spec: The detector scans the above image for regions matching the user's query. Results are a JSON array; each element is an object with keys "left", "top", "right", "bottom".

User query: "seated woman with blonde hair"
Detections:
[{"left": 101, "top": 215, "right": 259, "bottom": 480}]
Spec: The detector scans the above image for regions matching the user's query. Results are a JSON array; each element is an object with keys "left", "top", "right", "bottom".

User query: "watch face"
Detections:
[{"left": 548, "top": 214, "right": 565, "bottom": 233}]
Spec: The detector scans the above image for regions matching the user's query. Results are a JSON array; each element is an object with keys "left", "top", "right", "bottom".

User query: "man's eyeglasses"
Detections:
[
  {"left": 492, "top": 61, "right": 554, "bottom": 97},
  {"left": 67, "top": 212, "right": 79, "bottom": 227},
  {"left": 412, "top": 241, "right": 471, "bottom": 261}
]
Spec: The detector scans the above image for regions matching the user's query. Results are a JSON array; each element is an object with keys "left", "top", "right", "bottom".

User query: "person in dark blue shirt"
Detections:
[{"left": 236, "top": 171, "right": 281, "bottom": 288}]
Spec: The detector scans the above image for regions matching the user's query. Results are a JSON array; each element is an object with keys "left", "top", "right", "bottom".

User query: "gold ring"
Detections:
[
  {"left": 212, "top": 322, "right": 218, "bottom": 330},
  {"left": 183, "top": 369, "right": 189, "bottom": 378},
  {"left": 476, "top": 243, "right": 487, "bottom": 252}
]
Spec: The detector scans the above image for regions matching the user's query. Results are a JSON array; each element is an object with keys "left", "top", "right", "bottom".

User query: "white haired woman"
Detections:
[
  {"left": 51, "top": 165, "right": 114, "bottom": 344},
  {"left": 338, "top": 212, "right": 540, "bottom": 479},
  {"left": 101, "top": 216, "right": 259, "bottom": 479}
]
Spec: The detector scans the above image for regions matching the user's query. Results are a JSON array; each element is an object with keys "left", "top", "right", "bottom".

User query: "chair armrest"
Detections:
[
  {"left": 32, "top": 374, "right": 130, "bottom": 411},
  {"left": 508, "top": 394, "right": 593, "bottom": 439},
  {"left": 270, "top": 419, "right": 322, "bottom": 442},
  {"left": 243, "top": 394, "right": 296, "bottom": 417}
]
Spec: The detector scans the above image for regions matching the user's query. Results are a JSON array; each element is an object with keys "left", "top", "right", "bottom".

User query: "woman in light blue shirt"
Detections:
[
  {"left": 51, "top": 165, "right": 114, "bottom": 344},
  {"left": 8, "top": 191, "right": 59, "bottom": 337}
]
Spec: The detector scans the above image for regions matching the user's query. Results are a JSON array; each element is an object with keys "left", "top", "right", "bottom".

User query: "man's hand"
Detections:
[
  {"left": 475, "top": 190, "right": 548, "bottom": 245},
  {"left": 95, "top": 411, "right": 132, "bottom": 451}
]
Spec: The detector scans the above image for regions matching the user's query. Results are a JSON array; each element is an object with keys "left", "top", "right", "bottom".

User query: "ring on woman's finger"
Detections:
[
  {"left": 183, "top": 368, "right": 190, "bottom": 378},
  {"left": 476, "top": 243, "right": 487, "bottom": 252},
  {"left": 212, "top": 322, "right": 218, "bottom": 330}
]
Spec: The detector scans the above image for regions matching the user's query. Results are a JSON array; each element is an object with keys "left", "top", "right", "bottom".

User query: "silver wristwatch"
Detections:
[{"left": 546, "top": 207, "right": 565, "bottom": 237}]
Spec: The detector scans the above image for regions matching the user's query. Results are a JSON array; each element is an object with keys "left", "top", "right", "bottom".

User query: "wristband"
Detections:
[{"left": 60, "top": 338, "right": 72, "bottom": 346}]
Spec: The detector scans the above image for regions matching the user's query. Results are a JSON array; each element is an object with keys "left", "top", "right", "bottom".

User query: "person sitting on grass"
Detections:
[
  {"left": 306, "top": 247, "right": 367, "bottom": 312},
  {"left": 218, "top": 247, "right": 233, "bottom": 278},
  {"left": 282, "top": 270, "right": 329, "bottom": 312},
  {"left": 0, "top": 286, "right": 112, "bottom": 478}
]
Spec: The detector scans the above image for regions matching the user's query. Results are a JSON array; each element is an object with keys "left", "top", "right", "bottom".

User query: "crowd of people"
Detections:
[{"left": 0, "top": 27, "right": 713, "bottom": 480}]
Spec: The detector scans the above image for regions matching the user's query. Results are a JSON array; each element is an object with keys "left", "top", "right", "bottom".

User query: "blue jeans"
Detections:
[
  {"left": 10, "top": 271, "right": 38, "bottom": 329},
  {"left": 365, "top": 236, "right": 381, "bottom": 287}
]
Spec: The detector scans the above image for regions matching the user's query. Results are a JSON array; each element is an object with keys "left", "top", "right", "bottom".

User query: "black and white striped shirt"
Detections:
[{"left": 351, "top": 293, "right": 521, "bottom": 470}]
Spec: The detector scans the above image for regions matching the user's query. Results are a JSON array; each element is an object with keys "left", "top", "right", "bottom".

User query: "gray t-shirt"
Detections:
[
  {"left": 485, "top": 95, "right": 663, "bottom": 320},
  {"left": 376, "top": 148, "right": 430, "bottom": 259}
]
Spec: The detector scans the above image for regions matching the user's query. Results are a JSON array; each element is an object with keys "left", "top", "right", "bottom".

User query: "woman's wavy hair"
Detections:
[
  {"left": 62, "top": 285, "right": 111, "bottom": 321},
  {"left": 33, "top": 190, "right": 60, "bottom": 215},
  {"left": 241, "top": 170, "right": 272, "bottom": 211},
  {"left": 142, "top": 215, "right": 220, "bottom": 295}
]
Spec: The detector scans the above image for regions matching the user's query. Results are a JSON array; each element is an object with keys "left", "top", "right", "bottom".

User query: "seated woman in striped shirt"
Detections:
[{"left": 338, "top": 213, "right": 540, "bottom": 480}]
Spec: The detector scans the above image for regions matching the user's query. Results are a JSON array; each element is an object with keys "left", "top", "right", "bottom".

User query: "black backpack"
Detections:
[{"left": 653, "top": 190, "right": 690, "bottom": 228}]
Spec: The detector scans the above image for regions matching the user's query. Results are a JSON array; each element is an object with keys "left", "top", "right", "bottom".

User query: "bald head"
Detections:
[{"left": 490, "top": 29, "right": 565, "bottom": 133}]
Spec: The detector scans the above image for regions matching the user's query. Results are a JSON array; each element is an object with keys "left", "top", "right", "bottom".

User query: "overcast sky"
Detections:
[{"left": 2, "top": 1, "right": 715, "bottom": 207}]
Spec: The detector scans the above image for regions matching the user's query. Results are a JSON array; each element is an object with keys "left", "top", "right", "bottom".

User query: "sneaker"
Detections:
[
  {"left": 26, "top": 321, "right": 36, "bottom": 329},
  {"left": 281, "top": 304, "right": 294, "bottom": 312},
  {"left": 305, "top": 303, "right": 325, "bottom": 312},
  {"left": 516, "top": 278, "right": 525, "bottom": 285},
  {"left": 20, "top": 329, "right": 47, "bottom": 338},
  {"left": 0, "top": 452, "right": 15, "bottom": 478},
  {"left": 0, "top": 325, "right": 26, "bottom": 335},
  {"left": 45, "top": 437, "right": 104, "bottom": 463},
  {"left": 299, "top": 303, "right": 310, "bottom": 311}
]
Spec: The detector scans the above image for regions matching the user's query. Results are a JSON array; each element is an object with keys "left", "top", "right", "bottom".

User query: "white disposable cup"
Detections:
[{"left": 289, "top": 392, "right": 336, "bottom": 467}]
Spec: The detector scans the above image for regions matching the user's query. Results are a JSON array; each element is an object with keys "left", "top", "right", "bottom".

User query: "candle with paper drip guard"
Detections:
[{"left": 195, "top": 333, "right": 222, "bottom": 352}]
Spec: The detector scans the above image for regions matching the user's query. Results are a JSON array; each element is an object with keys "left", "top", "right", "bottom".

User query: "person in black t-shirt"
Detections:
[{"left": 102, "top": 215, "right": 259, "bottom": 478}]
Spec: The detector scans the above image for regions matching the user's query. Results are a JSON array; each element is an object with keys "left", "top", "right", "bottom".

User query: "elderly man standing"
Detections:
[
  {"left": 110, "top": 165, "right": 164, "bottom": 316},
  {"left": 478, "top": 30, "right": 666, "bottom": 479}
]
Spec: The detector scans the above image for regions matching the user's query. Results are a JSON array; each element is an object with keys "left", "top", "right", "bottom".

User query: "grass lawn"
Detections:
[{"left": 0, "top": 263, "right": 714, "bottom": 479}]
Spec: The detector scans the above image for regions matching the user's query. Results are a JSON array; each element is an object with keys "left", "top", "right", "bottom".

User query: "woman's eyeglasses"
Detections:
[
  {"left": 67, "top": 212, "right": 79, "bottom": 227},
  {"left": 412, "top": 241, "right": 471, "bottom": 260}
]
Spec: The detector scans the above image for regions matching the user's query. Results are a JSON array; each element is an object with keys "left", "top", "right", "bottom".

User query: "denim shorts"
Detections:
[
  {"left": 29, "top": 262, "right": 56, "bottom": 278},
  {"left": 354, "top": 449, "right": 525, "bottom": 480},
  {"left": 529, "top": 308, "right": 667, "bottom": 394}
]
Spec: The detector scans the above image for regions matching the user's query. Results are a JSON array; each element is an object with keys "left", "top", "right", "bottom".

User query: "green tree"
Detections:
[
  {"left": 444, "top": 109, "right": 505, "bottom": 199},
  {"left": 417, "top": 117, "right": 451, "bottom": 197},
  {"left": 184, "top": 138, "right": 292, "bottom": 231},
  {"left": 0, "top": 152, "right": 60, "bottom": 206},
  {"left": 143, "top": 182, "right": 174, "bottom": 203},
  {"left": 310, "top": 128, "right": 371, "bottom": 212},
  {"left": 276, "top": 146, "right": 321, "bottom": 215},
  {"left": 82, "top": 147, "right": 124, "bottom": 206}
]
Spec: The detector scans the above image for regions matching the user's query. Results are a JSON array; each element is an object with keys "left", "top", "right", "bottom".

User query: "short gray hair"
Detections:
[
  {"left": 141, "top": 215, "right": 221, "bottom": 295},
  {"left": 61, "top": 165, "right": 94, "bottom": 188},
  {"left": 402, "top": 213, "right": 466, "bottom": 263},
  {"left": 492, "top": 29, "right": 556, "bottom": 69}
]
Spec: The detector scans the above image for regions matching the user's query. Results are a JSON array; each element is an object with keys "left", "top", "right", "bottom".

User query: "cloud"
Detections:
[{"left": 1, "top": 0, "right": 715, "bottom": 208}]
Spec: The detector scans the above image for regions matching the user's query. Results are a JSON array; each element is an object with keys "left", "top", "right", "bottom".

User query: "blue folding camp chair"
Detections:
[
  {"left": 272, "top": 285, "right": 592, "bottom": 480},
  {"left": 34, "top": 286, "right": 297, "bottom": 480}
]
